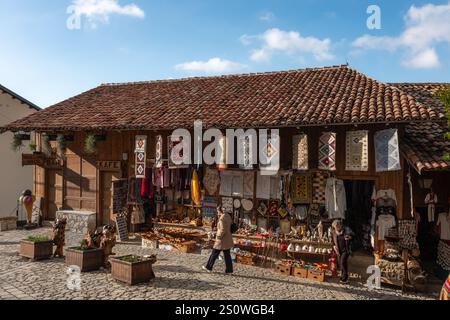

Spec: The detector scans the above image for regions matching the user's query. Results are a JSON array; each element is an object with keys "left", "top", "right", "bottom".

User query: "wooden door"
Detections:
[
  {"left": 46, "top": 169, "right": 63, "bottom": 220},
  {"left": 100, "top": 171, "right": 120, "bottom": 225}
]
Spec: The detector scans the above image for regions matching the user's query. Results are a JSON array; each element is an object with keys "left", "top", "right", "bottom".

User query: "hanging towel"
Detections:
[
  {"left": 374, "top": 129, "right": 401, "bottom": 172},
  {"left": 346, "top": 130, "right": 369, "bottom": 171},
  {"left": 318, "top": 132, "right": 337, "bottom": 171},
  {"left": 256, "top": 172, "right": 271, "bottom": 199},
  {"left": 292, "top": 134, "right": 308, "bottom": 170}
]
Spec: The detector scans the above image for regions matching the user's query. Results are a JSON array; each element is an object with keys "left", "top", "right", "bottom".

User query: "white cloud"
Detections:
[
  {"left": 175, "top": 58, "right": 248, "bottom": 73},
  {"left": 245, "top": 28, "right": 334, "bottom": 63},
  {"left": 352, "top": 2, "right": 450, "bottom": 69},
  {"left": 259, "top": 11, "right": 275, "bottom": 22},
  {"left": 70, "top": 0, "right": 145, "bottom": 27}
]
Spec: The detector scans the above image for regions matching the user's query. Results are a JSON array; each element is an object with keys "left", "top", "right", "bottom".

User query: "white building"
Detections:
[{"left": 0, "top": 84, "right": 40, "bottom": 219}]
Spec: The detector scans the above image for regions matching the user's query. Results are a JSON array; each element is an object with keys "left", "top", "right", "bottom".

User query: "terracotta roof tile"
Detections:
[{"left": 2, "top": 65, "right": 441, "bottom": 133}]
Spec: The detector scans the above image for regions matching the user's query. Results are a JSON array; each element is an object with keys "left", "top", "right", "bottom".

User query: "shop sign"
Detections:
[
  {"left": 97, "top": 161, "right": 121, "bottom": 171},
  {"left": 22, "top": 153, "right": 44, "bottom": 167}
]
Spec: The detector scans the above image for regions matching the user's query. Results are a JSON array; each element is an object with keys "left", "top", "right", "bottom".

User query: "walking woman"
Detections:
[{"left": 203, "top": 206, "right": 234, "bottom": 274}]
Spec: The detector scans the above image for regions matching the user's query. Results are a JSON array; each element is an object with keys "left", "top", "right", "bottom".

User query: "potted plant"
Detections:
[
  {"left": 11, "top": 134, "right": 24, "bottom": 152},
  {"left": 28, "top": 140, "right": 37, "bottom": 153},
  {"left": 84, "top": 134, "right": 97, "bottom": 154},
  {"left": 20, "top": 235, "right": 53, "bottom": 260},
  {"left": 41, "top": 134, "right": 53, "bottom": 157},
  {"left": 110, "top": 255, "right": 156, "bottom": 285},
  {"left": 65, "top": 240, "right": 104, "bottom": 272},
  {"left": 56, "top": 134, "right": 67, "bottom": 160}
]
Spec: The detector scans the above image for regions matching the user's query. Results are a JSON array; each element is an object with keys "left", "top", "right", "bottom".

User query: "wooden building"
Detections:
[{"left": 1, "top": 66, "right": 448, "bottom": 232}]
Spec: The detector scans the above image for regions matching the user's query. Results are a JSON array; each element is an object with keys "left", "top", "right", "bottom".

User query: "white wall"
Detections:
[{"left": 0, "top": 91, "right": 37, "bottom": 219}]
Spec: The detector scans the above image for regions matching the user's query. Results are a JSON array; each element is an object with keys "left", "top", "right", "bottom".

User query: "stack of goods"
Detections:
[
  {"left": 156, "top": 227, "right": 206, "bottom": 241},
  {"left": 235, "top": 249, "right": 257, "bottom": 265},
  {"left": 398, "top": 220, "right": 419, "bottom": 251},
  {"left": 376, "top": 256, "right": 405, "bottom": 283},
  {"left": 437, "top": 240, "right": 450, "bottom": 271},
  {"left": 384, "top": 241, "right": 401, "bottom": 261}
]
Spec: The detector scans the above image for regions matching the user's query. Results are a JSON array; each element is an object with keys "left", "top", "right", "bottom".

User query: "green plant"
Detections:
[
  {"left": 41, "top": 134, "right": 53, "bottom": 157},
  {"left": 75, "top": 239, "right": 92, "bottom": 251},
  {"left": 28, "top": 140, "right": 37, "bottom": 152},
  {"left": 11, "top": 134, "right": 23, "bottom": 152},
  {"left": 26, "top": 235, "right": 50, "bottom": 243},
  {"left": 56, "top": 134, "right": 67, "bottom": 160},
  {"left": 436, "top": 88, "right": 450, "bottom": 161},
  {"left": 118, "top": 255, "right": 143, "bottom": 264},
  {"left": 84, "top": 134, "right": 97, "bottom": 154}
]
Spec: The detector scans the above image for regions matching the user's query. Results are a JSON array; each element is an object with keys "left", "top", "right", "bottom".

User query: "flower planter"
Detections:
[
  {"left": 20, "top": 240, "right": 53, "bottom": 260},
  {"left": 111, "top": 255, "right": 156, "bottom": 285},
  {"left": 65, "top": 247, "right": 104, "bottom": 272}
]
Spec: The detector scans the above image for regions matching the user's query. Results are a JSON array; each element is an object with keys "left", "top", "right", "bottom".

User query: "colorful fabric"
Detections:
[
  {"left": 318, "top": 132, "right": 337, "bottom": 171},
  {"left": 440, "top": 274, "right": 450, "bottom": 300},
  {"left": 268, "top": 200, "right": 279, "bottom": 216},
  {"left": 312, "top": 171, "right": 328, "bottom": 204},
  {"left": 191, "top": 170, "right": 201, "bottom": 206},
  {"left": 292, "top": 174, "right": 311, "bottom": 204},
  {"left": 155, "top": 135, "right": 163, "bottom": 168},
  {"left": 346, "top": 130, "right": 369, "bottom": 171},
  {"left": 374, "top": 129, "right": 401, "bottom": 172},
  {"left": 204, "top": 167, "right": 220, "bottom": 195},
  {"left": 243, "top": 171, "right": 254, "bottom": 198},
  {"left": 292, "top": 134, "right": 308, "bottom": 170}
]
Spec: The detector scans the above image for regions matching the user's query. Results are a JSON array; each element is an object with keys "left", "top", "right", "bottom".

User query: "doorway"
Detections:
[
  {"left": 99, "top": 171, "right": 120, "bottom": 226},
  {"left": 45, "top": 169, "right": 63, "bottom": 220}
]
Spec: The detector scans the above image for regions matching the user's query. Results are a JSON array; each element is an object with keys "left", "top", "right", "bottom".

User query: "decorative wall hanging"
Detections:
[
  {"left": 217, "top": 135, "right": 227, "bottom": 170},
  {"left": 239, "top": 135, "right": 254, "bottom": 170},
  {"left": 231, "top": 172, "right": 244, "bottom": 198},
  {"left": 268, "top": 200, "right": 279, "bottom": 216},
  {"left": 135, "top": 135, "right": 147, "bottom": 178},
  {"left": 260, "top": 133, "right": 280, "bottom": 174},
  {"left": 219, "top": 171, "right": 233, "bottom": 196},
  {"left": 257, "top": 201, "right": 268, "bottom": 216},
  {"left": 256, "top": 171, "right": 271, "bottom": 199},
  {"left": 168, "top": 135, "right": 189, "bottom": 169},
  {"left": 292, "top": 134, "right": 308, "bottom": 170},
  {"left": 374, "top": 129, "right": 401, "bottom": 172},
  {"left": 312, "top": 171, "right": 328, "bottom": 204},
  {"left": 243, "top": 171, "right": 254, "bottom": 198},
  {"left": 241, "top": 199, "right": 254, "bottom": 212},
  {"left": 318, "top": 132, "right": 336, "bottom": 171},
  {"left": 204, "top": 167, "right": 220, "bottom": 195},
  {"left": 270, "top": 175, "right": 281, "bottom": 200},
  {"left": 221, "top": 197, "right": 234, "bottom": 214},
  {"left": 155, "top": 135, "right": 163, "bottom": 168},
  {"left": 292, "top": 174, "right": 311, "bottom": 204},
  {"left": 346, "top": 130, "right": 369, "bottom": 171}
]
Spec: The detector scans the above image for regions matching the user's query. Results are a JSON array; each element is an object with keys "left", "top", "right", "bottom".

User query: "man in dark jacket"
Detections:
[{"left": 331, "top": 220, "right": 355, "bottom": 284}]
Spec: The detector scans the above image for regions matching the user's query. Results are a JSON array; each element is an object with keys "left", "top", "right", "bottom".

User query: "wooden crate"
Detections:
[
  {"left": 275, "top": 263, "right": 292, "bottom": 276},
  {"left": 236, "top": 254, "right": 256, "bottom": 266},
  {"left": 0, "top": 217, "right": 17, "bottom": 231},
  {"left": 65, "top": 248, "right": 103, "bottom": 272},
  {"left": 292, "top": 267, "right": 308, "bottom": 278},
  {"left": 176, "top": 241, "right": 197, "bottom": 253},
  {"left": 307, "top": 269, "right": 326, "bottom": 282}
]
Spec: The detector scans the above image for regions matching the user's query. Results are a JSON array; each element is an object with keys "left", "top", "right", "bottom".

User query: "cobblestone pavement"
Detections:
[{"left": 0, "top": 228, "right": 438, "bottom": 300}]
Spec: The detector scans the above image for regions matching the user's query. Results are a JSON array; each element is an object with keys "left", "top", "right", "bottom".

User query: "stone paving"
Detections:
[{"left": 0, "top": 228, "right": 439, "bottom": 300}]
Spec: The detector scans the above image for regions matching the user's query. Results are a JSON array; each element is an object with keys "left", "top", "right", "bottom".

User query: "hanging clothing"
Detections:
[
  {"left": 256, "top": 172, "right": 271, "bottom": 200},
  {"left": 376, "top": 214, "right": 396, "bottom": 240},
  {"left": 325, "top": 177, "right": 347, "bottom": 219},
  {"left": 376, "top": 189, "right": 397, "bottom": 207},
  {"left": 437, "top": 212, "right": 450, "bottom": 240},
  {"left": 425, "top": 193, "right": 438, "bottom": 222}
]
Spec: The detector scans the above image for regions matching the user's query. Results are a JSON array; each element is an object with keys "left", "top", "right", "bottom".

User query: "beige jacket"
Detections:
[{"left": 213, "top": 213, "right": 234, "bottom": 250}]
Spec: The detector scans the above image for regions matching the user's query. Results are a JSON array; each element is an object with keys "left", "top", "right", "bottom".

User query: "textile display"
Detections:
[
  {"left": 376, "top": 214, "right": 396, "bottom": 240},
  {"left": 398, "top": 220, "right": 419, "bottom": 250},
  {"left": 292, "top": 134, "right": 308, "bottom": 170},
  {"left": 256, "top": 172, "right": 271, "bottom": 199},
  {"left": 231, "top": 172, "right": 244, "bottom": 198},
  {"left": 270, "top": 175, "right": 281, "bottom": 200},
  {"left": 219, "top": 171, "right": 233, "bottom": 196},
  {"left": 135, "top": 135, "right": 147, "bottom": 178},
  {"left": 260, "top": 134, "right": 279, "bottom": 174},
  {"left": 312, "top": 171, "right": 329, "bottom": 204},
  {"left": 168, "top": 135, "right": 188, "bottom": 169},
  {"left": 292, "top": 174, "right": 311, "bottom": 204},
  {"left": 239, "top": 135, "right": 254, "bottom": 170},
  {"left": 437, "top": 212, "right": 450, "bottom": 240},
  {"left": 191, "top": 170, "right": 201, "bottom": 206},
  {"left": 204, "top": 167, "right": 220, "bottom": 195},
  {"left": 257, "top": 201, "right": 268, "bottom": 216},
  {"left": 268, "top": 200, "right": 279, "bottom": 216},
  {"left": 345, "top": 130, "right": 369, "bottom": 171},
  {"left": 155, "top": 135, "right": 163, "bottom": 168},
  {"left": 437, "top": 240, "right": 450, "bottom": 271},
  {"left": 440, "top": 274, "right": 450, "bottom": 300},
  {"left": 325, "top": 178, "right": 346, "bottom": 219},
  {"left": 374, "top": 129, "right": 401, "bottom": 172},
  {"left": 221, "top": 197, "right": 233, "bottom": 214},
  {"left": 318, "top": 132, "right": 336, "bottom": 171},
  {"left": 425, "top": 193, "right": 438, "bottom": 223},
  {"left": 243, "top": 171, "right": 254, "bottom": 198}
]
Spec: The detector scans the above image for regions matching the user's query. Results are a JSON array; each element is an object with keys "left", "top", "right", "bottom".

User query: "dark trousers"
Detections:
[
  {"left": 206, "top": 249, "right": 233, "bottom": 273},
  {"left": 339, "top": 252, "right": 350, "bottom": 281}
]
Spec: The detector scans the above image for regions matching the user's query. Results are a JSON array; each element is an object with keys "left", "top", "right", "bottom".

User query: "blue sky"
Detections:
[{"left": 1, "top": 0, "right": 449, "bottom": 108}]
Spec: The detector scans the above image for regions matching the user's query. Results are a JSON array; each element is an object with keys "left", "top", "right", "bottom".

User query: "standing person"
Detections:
[
  {"left": 203, "top": 206, "right": 234, "bottom": 274},
  {"left": 331, "top": 219, "right": 355, "bottom": 284}
]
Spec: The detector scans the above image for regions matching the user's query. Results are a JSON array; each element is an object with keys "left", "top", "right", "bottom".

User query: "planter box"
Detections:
[
  {"left": 65, "top": 248, "right": 104, "bottom": 272},
  {"left": 20, "top": 240, "right": 53, "bottom": 260},
  {"left": 0, "top": 217, "right": 17, "bottom": 231},
  {"left": 111, "top": 256, "right": 155, "bottom": 285}
]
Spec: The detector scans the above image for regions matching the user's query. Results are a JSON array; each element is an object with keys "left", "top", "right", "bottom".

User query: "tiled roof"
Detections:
[
  {"left": 393, "top": 83, "right": 450, "bottom": 173},
  {"left": 402, "top": 122, "right": 450, "bottom": 173},
  {"left": 1, "top": 65, "right": 439, "bottom": 133}
]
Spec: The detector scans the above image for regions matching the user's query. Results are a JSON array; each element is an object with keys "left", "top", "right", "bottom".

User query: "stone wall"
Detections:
[{"left": 56, "top": 211, "right": 96, "bottom": 247}]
